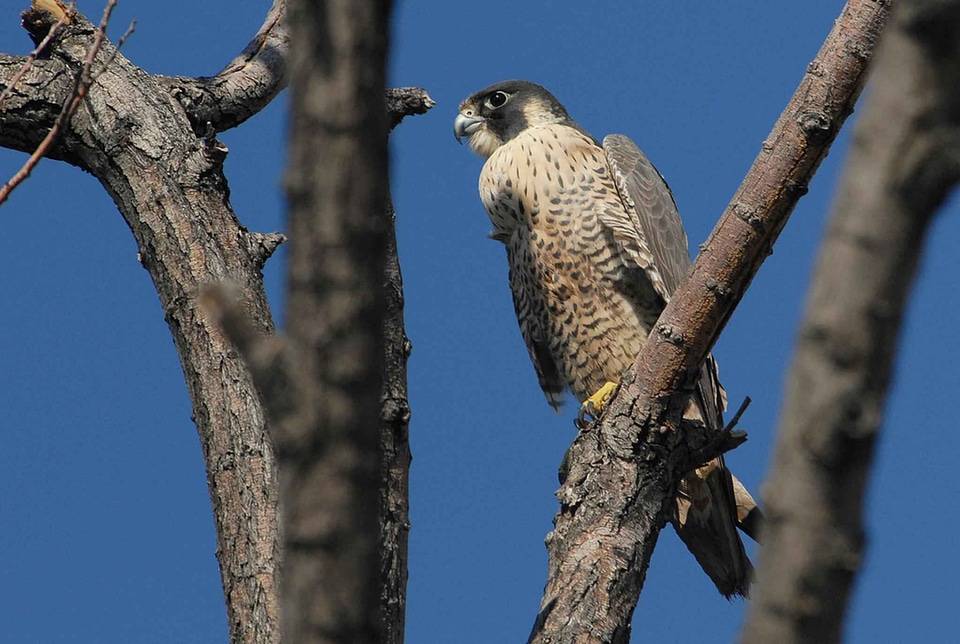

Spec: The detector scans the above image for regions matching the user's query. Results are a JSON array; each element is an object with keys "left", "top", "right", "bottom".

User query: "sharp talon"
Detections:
[
  {"left": 575, "top": 406, "right": 589, "bottom": 429},
  {"left": 578, "top": 381, "right": 619, "bottom": 424}
]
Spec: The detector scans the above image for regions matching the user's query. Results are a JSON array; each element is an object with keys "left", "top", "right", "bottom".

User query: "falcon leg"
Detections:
[{"left": 576, "top": 381, "right": 620, "bottom": 427}]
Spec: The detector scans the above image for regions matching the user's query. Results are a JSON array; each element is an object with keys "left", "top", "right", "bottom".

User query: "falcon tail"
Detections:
[
  {"left": 673, "top": 460, "right": 756, "bottom": 598},
  {"left": 670, "top": 358, "right": 762, "bottom": 598}
]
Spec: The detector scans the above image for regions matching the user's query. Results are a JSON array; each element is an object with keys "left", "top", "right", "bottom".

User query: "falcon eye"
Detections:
[{"left": 486, "top": 91, "right": 509, "bottom": 109}]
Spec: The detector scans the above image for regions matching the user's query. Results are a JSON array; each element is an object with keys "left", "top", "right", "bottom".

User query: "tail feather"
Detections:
[
  {"left": 731, "top": 473, "right": 764, "bottom": 542},
  {"left": 672, "top": 459, "right": 753, "bottom": 598},
  {"left": 670, "top": 355, "right": 758, "bottom": 598}
]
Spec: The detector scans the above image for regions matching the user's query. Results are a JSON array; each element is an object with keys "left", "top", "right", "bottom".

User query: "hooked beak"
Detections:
[{"left": 454, "top": 113, "right": 484, "bottom": 143}]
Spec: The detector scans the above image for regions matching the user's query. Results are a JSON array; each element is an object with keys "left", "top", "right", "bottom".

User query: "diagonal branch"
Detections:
[
  {"left": 528, "top": 1, "right": 891, "bottom": 642},
  {"left": 155, "top": 0, "right": 435, "bottom": 138},
  {"left": 157, "top": 0, "right": 289, "bottom": 135},
  {"left": 741, "top": 1, "right": 960, "bottom": 641}
]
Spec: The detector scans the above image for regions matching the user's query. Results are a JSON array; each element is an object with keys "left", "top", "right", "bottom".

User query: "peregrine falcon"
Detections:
[{"left": 454, "top": 80, "right": 761, "bottom": 597}]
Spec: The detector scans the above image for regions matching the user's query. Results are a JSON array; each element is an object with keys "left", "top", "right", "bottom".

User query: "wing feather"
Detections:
[
  {"left": 601, "top": 134, "right": 691, "bottom": 300},
  {"left": 604, "top": 134, "right": 754, "bottom": 593}
]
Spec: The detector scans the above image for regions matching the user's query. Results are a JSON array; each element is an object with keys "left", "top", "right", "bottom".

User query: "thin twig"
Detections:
[
  {"left": 722, "top": 396, "right": 751, "bottom": 434},
  {"left": 96, "top": 19, "right": 136, "bottom": 77},
  {"left": 0, "top": 0, "right": 123, "bottom": 206},
  {"left": 0, "top": 3, "right": 75, "bottom": 106}
]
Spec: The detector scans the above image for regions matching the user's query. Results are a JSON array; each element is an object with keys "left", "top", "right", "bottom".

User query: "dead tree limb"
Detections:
[
  {"left": 0, "top": 5, "right": 285, "bottom": 643},
  {"left": 4, "top": 1, "right": 430, "bottom": 641},
  {"left": 157, "top": 0, "right": 289, "bottom": 135},
  {"left": 741, "top": 1, "right": 960, "bottom": 642},
  {"left": 528, "top": 2, "right": 891, "bottom": 642},
  {"left": 212, "top": 0, "right": 399, "bottom": 641},
  {"left": 378, "top": 195, "right": 414, "bottom": 644}
]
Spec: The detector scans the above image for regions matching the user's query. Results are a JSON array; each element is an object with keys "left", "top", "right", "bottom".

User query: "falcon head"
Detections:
[{"left": 454, "top": 80, "right": 574, "bottom": 158}]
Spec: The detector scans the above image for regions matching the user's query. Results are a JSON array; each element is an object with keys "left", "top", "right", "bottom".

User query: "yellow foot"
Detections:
[{"left": 576, "top": 381, "right": 619, "bottom": 428}]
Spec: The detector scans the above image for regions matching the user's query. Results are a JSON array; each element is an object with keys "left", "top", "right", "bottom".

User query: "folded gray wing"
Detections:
[
  {"left": 603, "top": 137, "right": 754, "bottom": 593},
  {"left": 601, "top": 134, "right": 691, "bottom": 300},
  {"left": 604, "top": 134, "right": 728, "bottom": 417}
]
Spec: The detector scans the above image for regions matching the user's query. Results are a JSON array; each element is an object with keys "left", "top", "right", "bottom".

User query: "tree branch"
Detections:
[
  {"left": 0, "top": 8, "right": 284, "bottom": 643},
  {"left": 0, "top": 2, "right": 131, "bottom": 206},
  {"left": 154, "top": 0, "right": 433, "bottom": 139},
  {"left": 2, "top": 0, "right": 431, "bottom": 641},
  {"left": 741, "top": 1, "right": 960, "bottom": 641},
  {"left": 528, "top": 1, "right": 891, "bottom": 642},
  {"left": 386, "top": 87, "right": 435, "bottom": 131},
  {"left": 378, "top": 194, "right": 413, "bottom": 644},
  {"left": 157, "top": 0, "right": 289, "bottom": 135},
  {"left": 208, "top": 125, "right": 427, "bottom": 644}
]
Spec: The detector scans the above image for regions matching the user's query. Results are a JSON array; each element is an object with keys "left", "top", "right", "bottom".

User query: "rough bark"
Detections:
[
  {"left": 528, "top": 2, "right": 892, "bottom": 642},
  {"left": 372, "top": 94, "right": 432, "bottom": 644},
  {"left": 158, "top": 0, "right": 290, "bottom": 135},
  {"left": 386, "top": 87, "right": 434, "bottom": 131},
  {"left": 4, "top": 2, "right": 430, "bottom": 642},
  {"left": 379, "top": 195, "right": 413, "bottom": 644},
  {"left": 1, "top": 8, "right": 285, "bottom": 644},
  {"left": 741, "top": 1, "right": 960, "bottom": 642}
]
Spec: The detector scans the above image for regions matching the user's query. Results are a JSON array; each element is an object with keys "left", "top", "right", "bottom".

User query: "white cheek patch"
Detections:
[
  {"left": 522, "top": 98, "right": 565, "bottom": 127},
  {"left": 468, "top": 125, "right": 503, "bottom": 158}
]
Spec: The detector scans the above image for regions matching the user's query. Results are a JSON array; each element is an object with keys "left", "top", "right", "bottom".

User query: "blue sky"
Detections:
[{"left": 2, "top": 2, "right": 957, "bottom": 642}]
